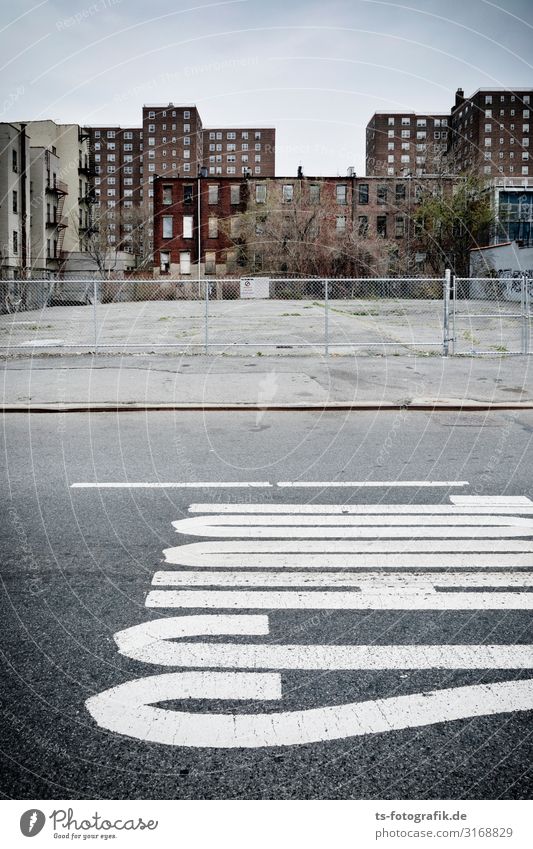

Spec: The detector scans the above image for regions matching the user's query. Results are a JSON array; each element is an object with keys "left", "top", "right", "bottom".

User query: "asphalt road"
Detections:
[{"left": 1, "top": 408, "right": 533, "bottom": 800}]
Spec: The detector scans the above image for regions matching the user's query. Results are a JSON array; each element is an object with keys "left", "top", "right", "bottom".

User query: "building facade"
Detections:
[
  {"left": 15, "top": 120, "right": 92, "bottom": 255},
  {"left": 152, "top": 174, "right": 454, "bottom": 279},
  {"left": 449, "top": 87, "right": 532, "bottom": 180},
  {"left": 202, "top": 126, "right": 276, "bottom": 177},
  {"left": 366, "top": 113, "right": 449, "bottom": 177},
  {"left": 0, "top": 123, "right": 31, "bottom": 278}
]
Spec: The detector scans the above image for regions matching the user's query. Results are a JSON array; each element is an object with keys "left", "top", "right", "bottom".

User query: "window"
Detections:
[
  {"left": 255, "top": 131, "right": 261, "bottom": 139},
  {"left": 183, "top": 216, "right": 193, "bottom": 238},
  {"left": 159, "top": 251, "right": 170, "bottom": 274},
  {"left": 485, "top": 123, "right": 492, "bottom": 133},
  {"left": 183, "top": 163, "right": 191, "bottom": 172},
  {"left": 395, "top": 184, "right": 406, "bottom": 202},
  {"left": 148, "top": 111, "right": 155, "bottom": 118},
  {"left": 395, "top": 215, "right": 405, "bottom": 237},
  {"left": 180, "top": 251, "right": 191, "bottom": 274},
  {"left": 107, "top": 130, "right": 115, "bottom": 138},
  {"left": 401, "top": 117, "right": 411, "bottom": 126},
  {"left": 205, "top": 251, "right": 216, "bottom": 274},
  {"left": 485, "top": 95, "right": 492, "bottom": 105},
  {"left": 184, "top": 110, "right": 190, "bottom": 119},
  {"left": 184, "top": 124, "right": 190, "bottom": 133},
  {"left": 242, "top": 131, "right": 248, "bottom": 139},
  {"left": 416, "top": 118, "right": 427, "bottom": 127},
  {"left": 184, "top": 184, "right": 193, "bottom": 204},
  {"left": 282, "top": 184, "right": 294, "bottom": 203},
  {"left": 162, "top": 216, "right": 173, "bottom": 238},
  {"left": 401, "top": 130, "right": 410, "bottom": 138},
  {"left": 358, "top": 215, "right": 368, "bottom": 236},
  {"left": 336, "top": 184, "right": 347, "bottom": 205},
  {"left": 377, "top": 215, "right": 387, "bottom": 237},
  {"left": 242, "top": 143, "right": 249, "bottom": 151},
  {"left": 162, "top": 184, "right": 173, "bottom": 206},
  {"left": 230, "top": 184, "right": 240, "bottom": 204},
  {"left": 336, "top": 215, "right": 346, "bottom": 232},
  {"left": 388, "top": 129, "right": 394, "bottom": 138},
  {"left": 208, "top": 184, "right": 219, "bottom": 204},
  {"left": 94, "top": 130, "right": 101, "bottom": 137},
  {"left": 358, "top": 183, "right": 369, "bottom": 204},
  {"left": 388, "top": 117, "right": 395, "bottom": 126},
  {"left": 309, "top": 183, "right": 320, "bottom": 203},
  {"left": 13, "top": 230, "right": 18, "bottom": 254},
  {"left": 124, "top": 144, "right": 132, "bottom": 152},
  {"left": 208, "top": 217, "right": 218, "bottom": 238},
  {"left": 227, "top": 131, "right": 236, "bottom": 140},
  {"left": 124, "top": 131, "right": 132, "bottom": 140},
  {"left": 184, "top": 137, "right": 190, "bottom": 145},
  {"left": 256, "top": 184, "right": 266, "bottom": 203},
  {"left": 183, "top": 150, "right": 190, "bottom": 159},
  {"left": 12, "top": 149, "right": 17, "bottom": 172},
  {"left": 230, "top": 217, "right": 239, "bottom": 238},
  {"left": 377, "top": 185, "right": 387, "bottom": 204},
  {"left": 12, "top": 190, "right": 17, "bottom": 214}
]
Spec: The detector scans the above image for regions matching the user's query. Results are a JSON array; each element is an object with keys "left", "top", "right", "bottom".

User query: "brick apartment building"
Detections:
[
  {"left": 366, "top": 113, "right": 449, "bottom": 177},
  {"left": 450, "top": 87, "right": 532, "bottom": 179},
  {"left": 366, "top": 87, "right": 532, "bottom": 181},
  {"left": 87, "top": 103, "right": 276, "bottom": 257},
  {"left": 152, "top": 174, "right": 455, "bottom": 279}
]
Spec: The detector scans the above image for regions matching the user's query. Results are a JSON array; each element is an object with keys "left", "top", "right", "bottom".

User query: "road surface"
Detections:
[{"left": 1, "top": 409, "right": 532, "bottom": 799}]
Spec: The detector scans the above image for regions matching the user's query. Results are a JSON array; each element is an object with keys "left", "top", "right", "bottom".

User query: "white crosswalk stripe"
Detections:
[{"left": 86, "top": 493, "right": 533, "bottom": 748}]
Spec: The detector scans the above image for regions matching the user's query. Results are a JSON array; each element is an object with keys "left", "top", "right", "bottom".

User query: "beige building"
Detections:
[
  {"left": 16, "top": 120, "right": 92, "bottom": 255},
  {"left": 0, "top": 122, "right": 31, "bottom": 278},
  {"left": 28, "top": 146, "right": 67, "bottom": 275}
]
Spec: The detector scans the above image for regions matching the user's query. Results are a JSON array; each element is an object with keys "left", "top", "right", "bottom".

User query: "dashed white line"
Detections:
[
  {"left": 70, "top": 481, "right": 272, "bottom": 489},
  {"left": 278, "top": 481, "right": 469, "bottom": 488}
]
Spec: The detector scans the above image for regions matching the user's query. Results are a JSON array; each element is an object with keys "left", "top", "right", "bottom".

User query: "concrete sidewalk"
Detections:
[{"left": 1, "top": 353, "right": 532, "bottom": 411}]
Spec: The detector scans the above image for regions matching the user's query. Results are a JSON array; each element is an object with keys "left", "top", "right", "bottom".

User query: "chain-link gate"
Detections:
[
  {"left": 452, "top": 276, "right": 531, "bottom": 355},
  {"left": 0, "top": 273, "right": 530, "bottom": 356}
]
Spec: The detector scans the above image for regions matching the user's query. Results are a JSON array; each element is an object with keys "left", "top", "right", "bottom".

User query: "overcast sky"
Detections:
[{"left": 1, "top": 0, "right": 532, "bottom": 175}]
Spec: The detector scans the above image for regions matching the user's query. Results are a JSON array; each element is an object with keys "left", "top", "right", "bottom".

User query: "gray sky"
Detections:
[{"left": 1, "top": 0, "right": 532, "bottom": 175}]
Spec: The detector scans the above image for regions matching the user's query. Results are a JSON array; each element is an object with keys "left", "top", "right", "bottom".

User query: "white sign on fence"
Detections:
[{"left": 240, "top": 277, "right": 270, "bottom": 299}]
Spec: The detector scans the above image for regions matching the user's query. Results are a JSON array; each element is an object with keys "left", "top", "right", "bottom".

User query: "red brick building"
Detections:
[
  {"left": 366, "top": 112, "right": 449, "bottom": 177},
  {"left": 153, "top": 174, "right": 455, "bottom": 278},
  {"left": 202, "top": 127, "right": 276, "bottom": 177},
  {"left": 449, "top": 87, "right": 532, "bottom": 179}
]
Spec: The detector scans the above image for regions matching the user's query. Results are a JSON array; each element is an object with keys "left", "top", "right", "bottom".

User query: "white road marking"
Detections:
[
  {"left": 145, "top": 589, "right": 533, "bottom": 610},
  {"left": 152, "top": 571, "right": 533, "bottom": 588},
  {"left": 278, "top": 481, "right": 469, "bottom": 488},
  {"left": 176, "top": 514, "right": 533, "bottom": 528},
  {"left": 114, "top": 622, "right": 533, "bottom": 670},
  {"left": 189, "top": 503, "right": 533, "bottom": 515},
  {"left": 87, "top": 494, "right": 533, "bottom": 748},
  {"left": 163, "top": 541, "right": 533, "bottom": 568},
  {"left": 171, "top": 520, "right": 533, "bottom": 539},
  {"left": 85, "top": 678, "right": 533, "bottom": 748},
  {"left": 451, "top": 496, "right": 533, "bottom": 506},
  {"left": 70, "top": 481, "right": 272, "bottom": 489}
]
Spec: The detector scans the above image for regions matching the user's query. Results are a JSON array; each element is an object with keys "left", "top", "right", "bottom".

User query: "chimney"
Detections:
[
  {"left": 297, "top": 164, "right": 303, "bottom": 178},
  {"left": 455, "top": 87, "right": 464, "bottom": 108}
]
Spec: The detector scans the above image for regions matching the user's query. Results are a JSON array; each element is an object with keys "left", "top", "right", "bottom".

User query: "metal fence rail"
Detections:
[{"left": 0, "top": 274, "right": 531, "bottom": 356}]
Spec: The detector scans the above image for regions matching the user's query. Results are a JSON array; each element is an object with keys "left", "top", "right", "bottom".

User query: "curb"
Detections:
[{"left": 2, "top": 401, "right": 533, "bottom": 413}]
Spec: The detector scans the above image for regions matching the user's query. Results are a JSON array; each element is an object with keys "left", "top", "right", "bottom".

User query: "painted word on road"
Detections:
[{"left": 86, "top": 495, "right": 533, "bottom": 748}]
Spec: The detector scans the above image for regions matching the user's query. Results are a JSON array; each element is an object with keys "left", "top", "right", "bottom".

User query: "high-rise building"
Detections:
[
  {"left": 366, "top": 112, "right": 449, "bottom": 177},
  {"left": 449, "top": 87, "right": 532, "bottom": 180},
  {"left": 202, "top": 126, "right": 276, "bottom": 177}
]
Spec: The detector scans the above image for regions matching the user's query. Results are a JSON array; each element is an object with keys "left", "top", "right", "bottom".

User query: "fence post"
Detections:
[
  {"left": 204, "top": 278, "right": 209, "bottom": 354},
  {"left": 93, "top": 277, "right": 98, "bottom": 354},
  {"left": 443, "top": 268, "right": 451, "bottom": 357},
  {"left": 524, "top": 273, "right": 530, "bottom": 355},
  {"left": 324, "top": 278, "right": 329, "bottom": 356}
]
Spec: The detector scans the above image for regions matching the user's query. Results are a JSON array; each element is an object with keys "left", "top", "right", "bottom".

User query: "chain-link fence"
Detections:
[
  {"left": 452, "top": 276, "right": 532, "bottom": 355},
  {"left": 0, "top": 274, "right": 531, "bottom": 356}
]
